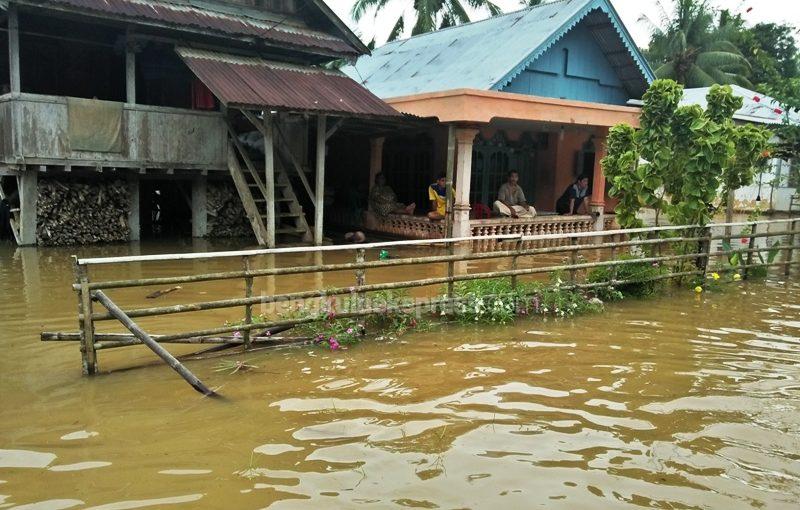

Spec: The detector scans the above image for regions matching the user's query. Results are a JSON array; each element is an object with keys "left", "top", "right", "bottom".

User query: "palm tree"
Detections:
[
  {"left": 643, "top": 0, "right": 752, "bottom": 88},
  {"left": 351, "top": 0, "right": 503, "bottom": 43}
]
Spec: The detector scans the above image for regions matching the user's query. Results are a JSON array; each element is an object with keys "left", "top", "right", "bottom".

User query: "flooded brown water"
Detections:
[{"left": 1, "top": 238, "right": 800, "bottom": 509}]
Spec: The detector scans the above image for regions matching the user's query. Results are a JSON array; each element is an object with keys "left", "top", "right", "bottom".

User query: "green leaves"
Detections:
[{"left": 606, "top": 78, "right": 770, "bottom": 229}]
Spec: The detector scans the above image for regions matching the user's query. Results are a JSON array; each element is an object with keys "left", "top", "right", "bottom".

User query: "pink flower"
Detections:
[
  {"left": 329, "top": 338, "right": 340, "bottom": 351},
  {"left": 265, "top": 330, "right": 271, "bottom": 337},
  {"left": 753, "top": 95, "right": 761, "bottom": 103},
  {"left": 233, "top": 331, "right": 242, "bottom": 338},
  {"left": 346, "top": 327, "right": 354, "bottom": 335}
]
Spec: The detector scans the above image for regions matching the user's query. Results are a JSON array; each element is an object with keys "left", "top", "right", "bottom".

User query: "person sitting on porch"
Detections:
[
  {"left": 556, "top": 175, "right": 590, "bottom": 215},
  {"left": 369, "top": 173, "right": 416, "bottom": 218},
  {"left": 494, "top": 171, "right": 536, "bottom": 219},
  {"left": 427, "top": 174, "right": 450, "bottom": 220}
]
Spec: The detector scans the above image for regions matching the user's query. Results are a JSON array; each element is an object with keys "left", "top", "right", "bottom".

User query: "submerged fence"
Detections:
[{"left": 42, "top": 218, "right": 799, "bottom": 384}]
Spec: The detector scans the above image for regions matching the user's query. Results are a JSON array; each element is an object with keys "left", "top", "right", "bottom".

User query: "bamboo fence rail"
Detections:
[{"left": 43, "top": 218, "right": 800, "bottom": 386}]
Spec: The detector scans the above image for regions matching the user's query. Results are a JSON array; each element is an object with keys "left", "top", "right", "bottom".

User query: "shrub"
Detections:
[
  {"left": 450, "top": 276, "right": 603, "bottom": 323},
  {"left": 586, "top": 255, "right": 668, "bottom": 299}
]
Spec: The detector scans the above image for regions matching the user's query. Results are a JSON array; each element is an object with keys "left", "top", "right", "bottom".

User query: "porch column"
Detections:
[
  {"left": 125, "top": 29, "right": 136, "bottom": 104},
  {"left": 368, "top": 137, "right": 385, "bottom": 195},
  {"left": 127, "top": 174, "right": 140, "bottom": 241},
  {"left": 191, "top": 176, "right": 207, "bottom": 238},
  {"left": 453, "top": 127, "right": 480, "bottom": 238},
  {"left": 314, "top": 114, "right": 326, "bottom": 245},
  {"left": 8, "top": 5, "right": 20, "bottom": 94},
  {"left": 590, "top": 129, "right": 608, "bottom": 232},
  {"left": 264, "top": 113, "right": 276, "bottom": 248},
  {"left": 18, "top": 168, "right": 37, "bottom": 246}
]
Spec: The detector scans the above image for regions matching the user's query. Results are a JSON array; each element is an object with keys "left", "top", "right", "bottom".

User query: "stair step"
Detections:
[
  {"left": 254, "top": 198, "right": 293, "bottom": 203},
  {"left": 261, "top": 212, "right": 302, "bottom": 220},
  {"left": 248, "top": 182, "right": 288, "bottom": 188},
  {"left": 276, "top": 227, "right": 308, "bottom": 235}
]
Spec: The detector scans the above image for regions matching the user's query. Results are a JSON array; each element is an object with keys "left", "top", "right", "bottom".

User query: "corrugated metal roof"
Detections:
[
  {"left": 681, "top": 85, "right": 800, "bottom": 125},
  {"left": 29, "top": 0, "right": 359, "bottom": 55},
  {"left": 342, "top": 0, "right": 653, "bottom": 99},
  {"left": 177, "top": 48, "right": 401, "bottom": 118}
]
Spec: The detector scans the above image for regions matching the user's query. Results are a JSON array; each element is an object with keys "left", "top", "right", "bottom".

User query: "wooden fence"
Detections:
[{"left": 42, "top": 218, "right": 800, "bottom": 392}]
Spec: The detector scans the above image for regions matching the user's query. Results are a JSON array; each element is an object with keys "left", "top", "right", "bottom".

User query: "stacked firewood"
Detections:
[
  {"left": 37, "top": 178, "right": 130, "bottom": 245},
  {"left": 207, "top": 182, "right": 252, "bottom": 238}
]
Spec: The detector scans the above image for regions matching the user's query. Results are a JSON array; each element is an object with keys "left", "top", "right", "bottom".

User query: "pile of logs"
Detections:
[
  {"left": 37, "top": 178, "right": 130, "bottom": 246},
  {"left": 207, "top": 182, "right": 252, "bottom": 238}
]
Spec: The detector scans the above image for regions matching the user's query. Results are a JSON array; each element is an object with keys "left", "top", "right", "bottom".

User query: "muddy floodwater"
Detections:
[{"left": 1, "top": 239, "right": 800, "bottom": 509}]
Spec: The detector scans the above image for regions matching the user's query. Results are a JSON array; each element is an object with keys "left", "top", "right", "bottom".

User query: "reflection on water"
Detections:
[{"left": 1, "top": 239, "right": 800, "bottom": 508}]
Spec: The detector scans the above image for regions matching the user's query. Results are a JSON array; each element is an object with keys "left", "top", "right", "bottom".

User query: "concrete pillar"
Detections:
[
  {"left": 453, "top": 127, "right": 480, "bottom": 238},
  {"left": 8, "top": 5, "right": 20, "bottom": 94},
  {"left": 127, "top": 174, "right": 140, "bottom": 241},
  {"left": 368, "top": 137, "right": 385, "bottom": 195},
  {"left": 18, "top": 169, "right": 37, "bottom": 246},
  {"left": 590, "top": 130, "right": 608, "bottom": 231},
  {"left": 191, "top": 176, "right": 208, "bottom": 238}
]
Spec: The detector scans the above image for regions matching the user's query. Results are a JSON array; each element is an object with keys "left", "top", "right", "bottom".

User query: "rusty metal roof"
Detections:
[
  {"left": 28, "top": 0, "right": 360, "bottom": 55},
  {"left": 177, "top": 48, "right": 401, "bottom": 118}
]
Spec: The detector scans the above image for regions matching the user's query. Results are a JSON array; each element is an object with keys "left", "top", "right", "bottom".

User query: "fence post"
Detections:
[
  {"left": 744, "top": 222, "right": 757, "bottom": 280},
  {"left": 569, "top": 236, "right": 578, "bottom": 284},
  {"left": 74, "top": 256, "right": 97, "bottom": 375},
  {"left": 699, "top": 226, "right": 712, "bottom": 277},
  {"left": 242, "top": 255, "right": 253, "bottom": 349},
  {"left": 510, "top": 238, "right": 521, "bottom": 291},
  {"left": 447, "top": 241, "right": 455, "bottom": 313},
  {"left": 786, "top": 218, "right": 799, "bottom": 276},
  {"left": 355, "top": 248, "right": 366, "bottom": 310}
]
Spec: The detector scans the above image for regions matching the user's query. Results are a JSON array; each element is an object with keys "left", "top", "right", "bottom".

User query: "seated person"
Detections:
[
  {"left": 493, "top": 171, "right": 536, "bottom": 218},
  {"left": 556, "top": 175, "right": 590, "bottom": 215},
  {"left": 368, "top": 172, "right": 415, "bottom": 218},
  {"left": 427, "top": 174, "right": 450, "bottom": 220}
]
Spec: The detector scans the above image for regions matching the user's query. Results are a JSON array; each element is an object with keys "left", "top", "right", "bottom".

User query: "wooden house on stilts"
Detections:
[{"left": 0, "top": 0, "right": 403, "bottom": 247}]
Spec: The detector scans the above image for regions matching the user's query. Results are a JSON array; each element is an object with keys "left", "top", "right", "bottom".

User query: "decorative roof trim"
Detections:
[{"left": 491, "top": 0, "right": 654, "bottom": 92}]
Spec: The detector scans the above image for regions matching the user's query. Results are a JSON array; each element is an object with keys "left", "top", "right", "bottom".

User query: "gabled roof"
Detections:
[
  {"left": 11, "top": 0, "right": 368, "bottom": 57},
  {"left": 680, "top": 85, "right": 800, "bottom": 125},
  {"left": 342, "top": 0, "right": 654, "bottom": 99}
]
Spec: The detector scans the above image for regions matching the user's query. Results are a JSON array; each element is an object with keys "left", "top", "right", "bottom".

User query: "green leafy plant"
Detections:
[{"left": 586, "top": 255, "right": 669, "bottom": 299}]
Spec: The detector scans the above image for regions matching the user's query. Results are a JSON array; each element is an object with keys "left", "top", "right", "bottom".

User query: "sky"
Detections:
[{"left": 326, "top": 0, "right": 800, "bottom": 49}]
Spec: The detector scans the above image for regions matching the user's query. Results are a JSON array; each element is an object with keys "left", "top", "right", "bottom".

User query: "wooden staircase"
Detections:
[{"left": 226, "top": 138, "right": 312, "bottom": 246}]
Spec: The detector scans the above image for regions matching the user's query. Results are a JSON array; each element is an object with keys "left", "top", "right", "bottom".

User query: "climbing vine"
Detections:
[{"left": 602, "top": 79, "right": 771, "bottom": 228}]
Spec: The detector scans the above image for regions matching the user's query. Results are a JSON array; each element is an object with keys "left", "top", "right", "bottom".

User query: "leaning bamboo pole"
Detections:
[{"left": 92, "top": 290, "right": 216, "bottom": 396}]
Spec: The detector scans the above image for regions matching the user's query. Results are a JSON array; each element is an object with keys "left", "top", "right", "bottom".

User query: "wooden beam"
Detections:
[
  {"left": 125, "top": 28, "right": 136, "bottom": 104},
  {"left": 273, "top": 121, "right": 315, "bottom": 203},
  {"left": 92, "top": 290, "right": 216, "bottom": 396},
  {"left": 225, "top": 122, "right": 267, "bottom": 198},
  {"left": 226, "top": 142, "right": 268, "bottom": 246},
  {"left": 314, "top": 115, "right": 326, "bottom": 246},
  {"left": 8, "top": 5, "right": 20, "bottom": 94},
  {"left": 240, "top": 109, "right": 267, "bottom": 137},
  {"left": 264, "top": 113, "right": 276, "bottom": 248},
  {"left": 325, "top": 118, "right": 345, "bottom": 140}
]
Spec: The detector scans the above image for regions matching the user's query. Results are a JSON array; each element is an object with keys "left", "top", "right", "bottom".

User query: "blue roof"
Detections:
[{"left": 342, "top": 0, "right": 654, "bottom": 99}]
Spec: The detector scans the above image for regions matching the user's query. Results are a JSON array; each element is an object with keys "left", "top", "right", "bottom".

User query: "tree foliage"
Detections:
[
  {"left": 602, "top": 79, "right": 771, "bottom": 228},
  {"left": 351, "top": 0, "right": 502, "bottom": 42},
  {"left": 645, "top": 0, "right": 752, "bottom": 88}
]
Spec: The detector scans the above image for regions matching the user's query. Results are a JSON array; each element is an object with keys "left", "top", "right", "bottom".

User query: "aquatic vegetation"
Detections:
[
  {"left": 449, "top": 276, "right": 602, "bottom": 324},
  {"left": 586, "top": 255, "right": 669, "bottom": 300},
  {"left": 213, "top": 359, "right": 259, "bottom": 375}
]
